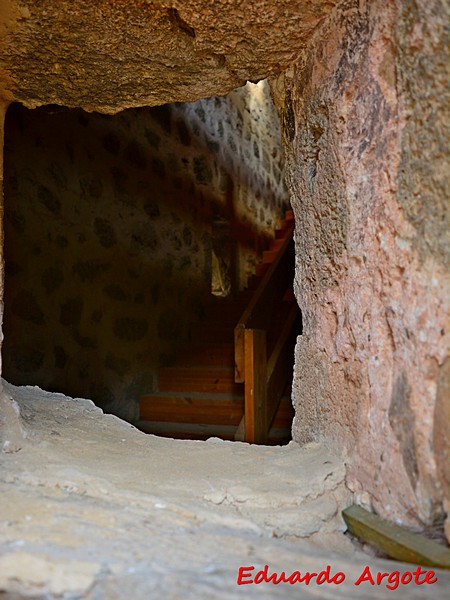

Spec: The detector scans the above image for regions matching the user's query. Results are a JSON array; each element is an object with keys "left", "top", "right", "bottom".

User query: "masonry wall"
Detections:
[
  {"left": 275, "top": 0, "right": 449, "bottom": 538},
  {"left": 3, "top": 82, "right": 288, "bottom": 421}
]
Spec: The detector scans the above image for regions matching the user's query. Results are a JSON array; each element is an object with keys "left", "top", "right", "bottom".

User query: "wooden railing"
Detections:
[{"left": 234, "top": 226, "right": 301, "bottom": 443}]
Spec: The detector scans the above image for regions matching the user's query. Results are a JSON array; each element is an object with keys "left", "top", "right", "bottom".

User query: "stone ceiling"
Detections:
[{"left": 1, "top": 0, "right": 338, "bottom": 112}]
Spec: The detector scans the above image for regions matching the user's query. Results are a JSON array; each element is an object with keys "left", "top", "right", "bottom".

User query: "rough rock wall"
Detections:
[
  {"left": 3, "top": 84, "right": 287, "bottom": 421},
  {"left": 276, "top": 0, "right": 449, "bottom": 535},
  {"left": 0, "top": 0, "right": 338, "bottom": 112}
]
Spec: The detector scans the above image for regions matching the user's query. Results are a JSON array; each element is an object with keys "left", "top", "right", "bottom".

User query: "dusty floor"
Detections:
[{"left": 1, "top": 382, "right": 449, "bottom": 599}]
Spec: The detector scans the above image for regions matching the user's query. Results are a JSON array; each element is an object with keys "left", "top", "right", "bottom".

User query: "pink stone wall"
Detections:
[{"left": 278, "top": 0, "right": 449, "bottom": 536}]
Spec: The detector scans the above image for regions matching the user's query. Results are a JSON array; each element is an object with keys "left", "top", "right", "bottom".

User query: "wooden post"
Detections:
[{"left": 244, "top": 329, "right": 267, "bottom": 444}]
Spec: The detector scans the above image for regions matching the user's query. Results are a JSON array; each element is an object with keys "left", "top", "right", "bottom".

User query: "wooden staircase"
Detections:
[{"left": 137, "top": 211, "right": 299, "bottom": 444}]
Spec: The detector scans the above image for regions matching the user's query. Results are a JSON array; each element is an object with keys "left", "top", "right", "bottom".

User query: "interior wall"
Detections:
[
  {"left": 274, "top": 0, "right": 449, "bottom": 537},
  {"left": 2, "top": 83, "right": 288, "bottom": 421}
]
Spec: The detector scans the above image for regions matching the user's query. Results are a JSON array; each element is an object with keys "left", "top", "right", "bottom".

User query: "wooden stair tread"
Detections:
[
  {"left": 140, "top": 414, "right": 243, "bottom": 426},
  {"left": 136, "top": 421, "right": 239, "bottom": 441},
  {"left": 160, "top": 366, "right": 235, "bottom": 377},
  {"left": 136, "top": 420, "right": 291, "bottom": 444},
  {"left": 262, "top": 249, "right": 278, "bottom": 263},
  {"left": 138, "top": 392, "right": 292, "bottom": 443},
  {"left": 175, "top": 357, "right": 235, "bottom": 368},
  {"left": 158, "top": 377, "right": 244, "bottom": 394},
  {"left": 158, "top": 384, "right": 243, "bottom": 394},
  {"left": 177, "top": 348, "right": 234, "bottom": 366},
  {"left": 141, "top": 392, "right": 244, "bottom": 424},
  {"left": 142, "top": 391, "right": 244, "bottom": 401},
  {"left": 269, "top": 238, "right": 285, "bottom": 251}
]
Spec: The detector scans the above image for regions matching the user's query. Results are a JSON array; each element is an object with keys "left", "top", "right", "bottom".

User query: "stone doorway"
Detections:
[{"left": 2, "top": 81, "right": 290, "bottom": 428}]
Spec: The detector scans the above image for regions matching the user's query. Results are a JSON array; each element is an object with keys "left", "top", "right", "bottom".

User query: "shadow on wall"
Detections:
[{"left": 2, "top": 84, "right": 289, "bottom": 422}]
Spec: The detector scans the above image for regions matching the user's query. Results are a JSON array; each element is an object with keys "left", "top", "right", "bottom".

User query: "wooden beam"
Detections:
[
  {"left": 140, "top": 394, "right": 244, "bottom": 426},
  {"left": 244, "top": 329, "right": 267, "bottom": 444},
  {"left": 343, "top": 505, "right": 450, "bottom": 569}
]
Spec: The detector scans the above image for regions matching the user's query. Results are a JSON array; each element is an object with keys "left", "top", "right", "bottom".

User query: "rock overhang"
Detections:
[{"left": 1, "top": 0, "right": 338, "bottom": 112}]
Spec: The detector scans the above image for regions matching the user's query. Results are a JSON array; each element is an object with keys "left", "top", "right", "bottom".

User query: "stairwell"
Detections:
[{"left": 137, "top": 211, "right": 297, "bottom": 444}]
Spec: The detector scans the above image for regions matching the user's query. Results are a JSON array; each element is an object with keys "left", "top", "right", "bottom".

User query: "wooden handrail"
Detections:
[
  {"left": 234, "top": 224, "right": 300, "bottom": 443},
  {"left": 234, "top": 225, "right": 295, "bottom": 382},
  {"left": 237, "top": 226, "right": 294, "bottom": 327}
]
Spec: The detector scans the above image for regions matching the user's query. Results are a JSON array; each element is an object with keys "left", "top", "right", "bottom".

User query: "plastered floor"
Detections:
[{"left": 1, "top": 382, "right": 449, "bottom": 598}]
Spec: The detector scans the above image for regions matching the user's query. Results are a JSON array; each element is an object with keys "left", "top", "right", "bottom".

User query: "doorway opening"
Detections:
[{"left": 2, "top": 81, "right": 298, "bottom": 443}]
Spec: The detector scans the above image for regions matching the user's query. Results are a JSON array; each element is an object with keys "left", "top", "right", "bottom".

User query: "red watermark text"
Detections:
[{"left": 237, "top": 564, "right": 438, "bottom": 591}]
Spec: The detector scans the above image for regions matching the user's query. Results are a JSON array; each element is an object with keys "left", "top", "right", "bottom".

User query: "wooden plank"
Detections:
[
  {"left": 140, "top": 410, "right": 243, "bottom": 426},
  {"left": 140, "top": 397, "right": 243, "bottom": 425},
  {"left": 179, "top": 343, "right": 234, "bottom": 367},
  {"left": 268, "top": 238, "right": 285, "bottom": 252},
  {"left": 136, "top": 421, "right": 238, "bottom": 441},
  {"left": 140, "top": 395, "right": 243, "bottom": 406},
  {"left": 158, "top": 377, "right": 243, "bottom": 395},
  {"left": 141, "top": 391, "right": 243, "bottom": 401},
  {"left": 141, "top": 413, "right": 242, "bottom": 426},
  {"left": 343, "top": 504, "right": 450, "bottom": 569},
  {"left": 160, "top": 366, "right": 235, "bottom": 379},
  {"left": 158, "top": 382, "right": 243, "bottom": 394},
  {"left": 244, "top": 329, "right": 267, "bottom": 444},
  {"left": 266, "top": 303, "right": 300, "bottom": 428}
]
